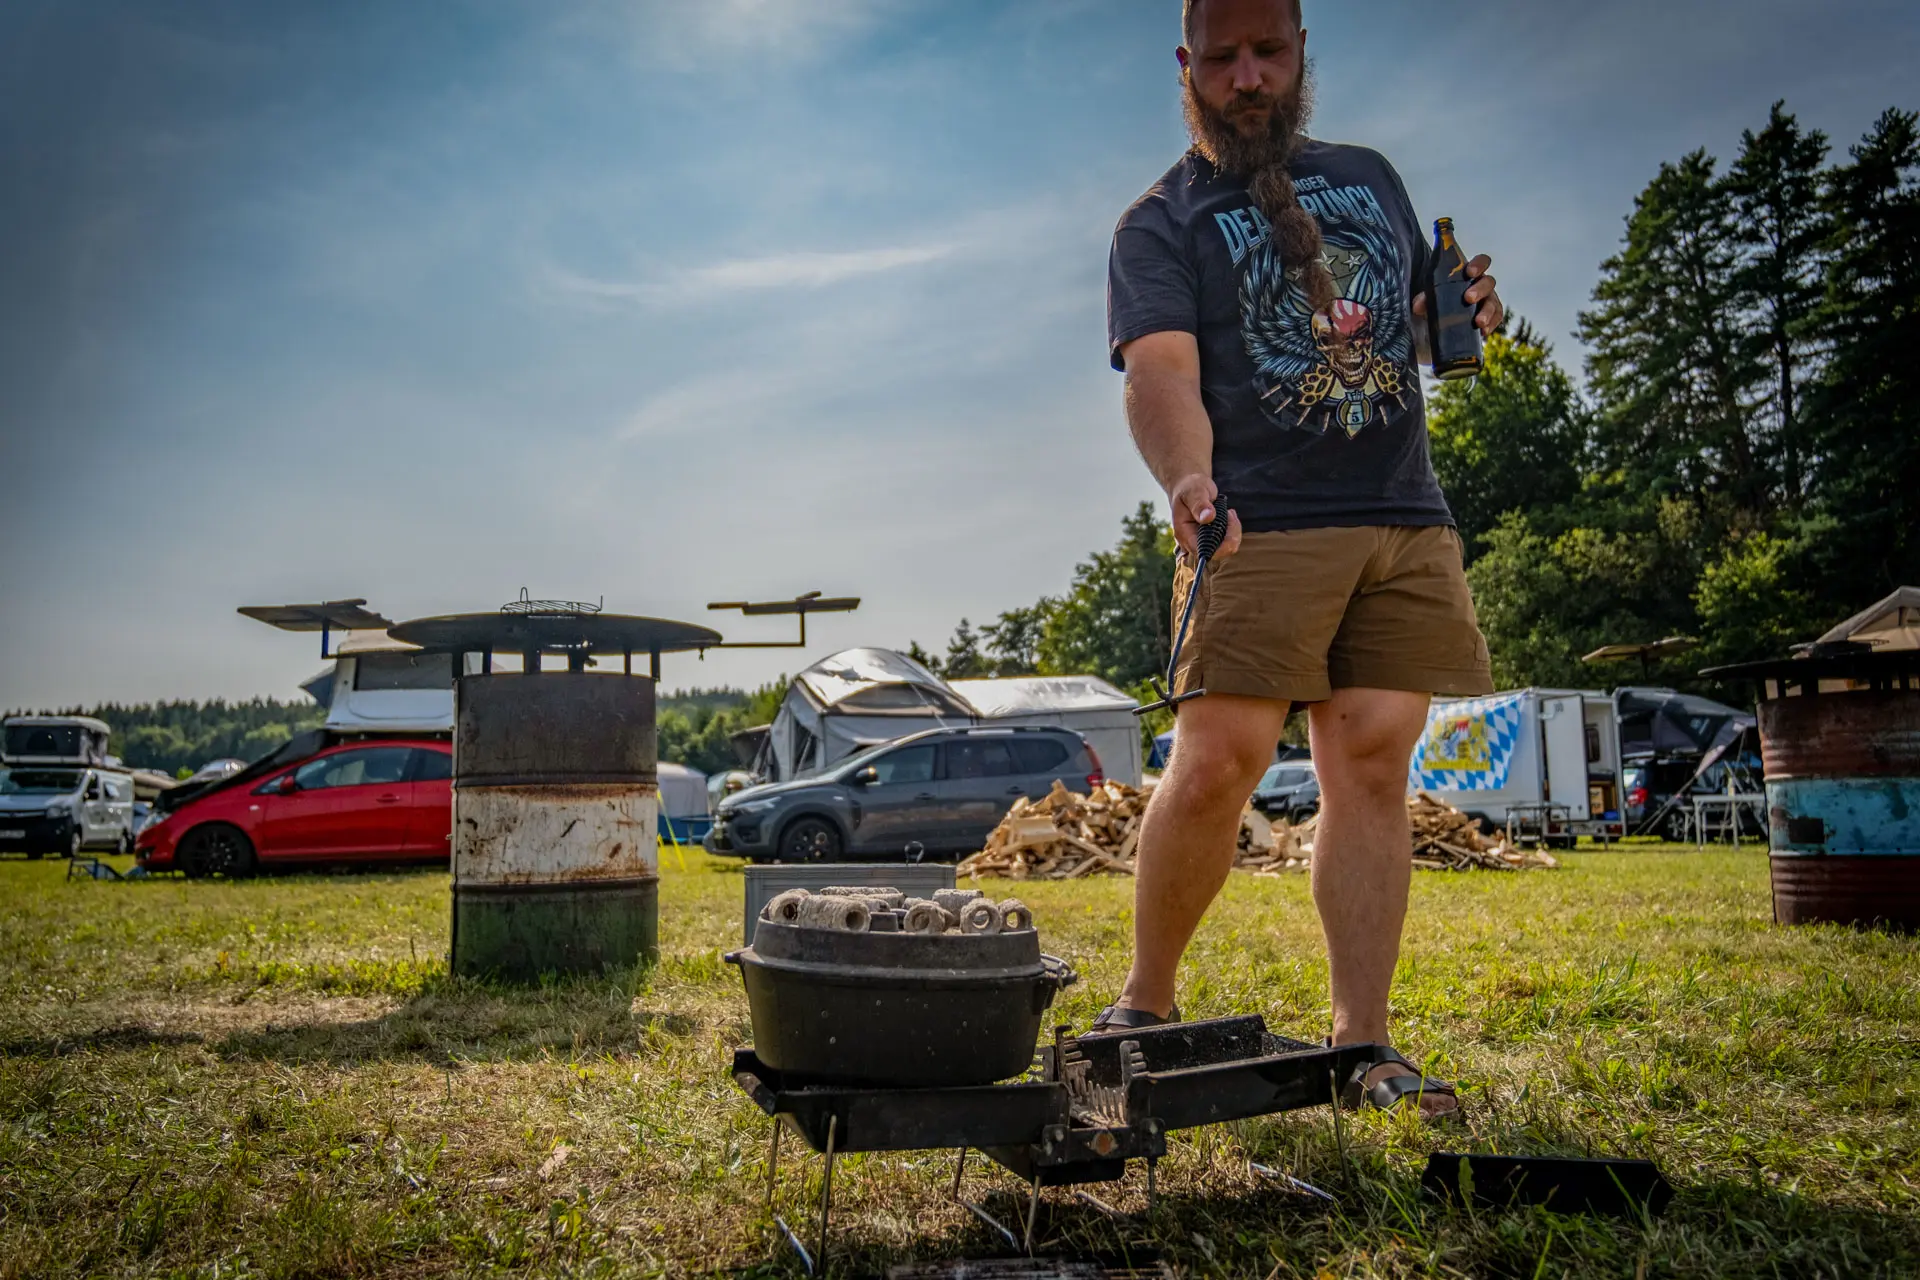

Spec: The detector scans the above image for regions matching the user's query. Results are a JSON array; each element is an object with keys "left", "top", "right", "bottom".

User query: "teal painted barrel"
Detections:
[
  {"left": 450, "top": 672, "right": 660, "bottom": 979},
  {"left": 1699, "top": 643, "right": 1920, "bottom": 931}
]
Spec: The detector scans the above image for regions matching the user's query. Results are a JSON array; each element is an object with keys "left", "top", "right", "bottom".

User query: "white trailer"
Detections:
[{"left": 1407, "top": 688, "right": 1626, "bottom": 847}]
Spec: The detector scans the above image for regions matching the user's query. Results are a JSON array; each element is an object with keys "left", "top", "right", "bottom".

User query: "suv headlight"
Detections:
[{"left": 45, "top": 799, "right": 73, "bottom": 818}]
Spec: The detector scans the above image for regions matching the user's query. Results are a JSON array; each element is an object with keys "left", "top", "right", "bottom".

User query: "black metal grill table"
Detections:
[{"left": 732, "top": 1014, "right": 1378, "bottom": 1273}]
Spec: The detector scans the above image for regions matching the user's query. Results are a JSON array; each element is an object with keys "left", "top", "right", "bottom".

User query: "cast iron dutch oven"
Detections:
[{"left": 725, "top": 920, "right": 1076, "bottom": 1088}]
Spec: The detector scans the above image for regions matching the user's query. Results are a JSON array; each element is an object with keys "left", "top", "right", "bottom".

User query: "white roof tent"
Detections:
[
  {"left": 2, "top": 715, "right": 114, "bottom": 767},
  {"left": 767, "top": 648, "right": 975, "bottom": 780},
  {"left": 1814, "top": 586, "right": 1920, "bottom": 653},
  {"left": 760, "top": 649, "right": 1145, "bottom": 786},
  {"left": 244, "top": 599, "right": 455, "bottom": 735},
  {"left": 947, "top": 676, "right": 1144, "bottom": 788}
]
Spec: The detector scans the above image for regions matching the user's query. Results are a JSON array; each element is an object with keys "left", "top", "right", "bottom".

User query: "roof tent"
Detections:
[
  {"left": 947, "top": 676, "right": 1144, "bottom": 786},
  {"left": 1815, "top": 586, "right": 1920, "bottom": 652},
  {"left": 759, "top": 650, "right": 1146, "bottom": 785},
  {"left": 765, "top": 648, "right": 974, "bottom": 780}
]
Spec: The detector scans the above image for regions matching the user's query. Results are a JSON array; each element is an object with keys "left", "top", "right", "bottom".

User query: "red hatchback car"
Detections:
[{"left": 137, "top": 739, "right": 451, "bottom": 877}]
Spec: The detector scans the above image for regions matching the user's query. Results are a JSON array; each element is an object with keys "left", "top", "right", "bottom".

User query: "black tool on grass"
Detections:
[
  {"left": 1421, "top": 1152, "right": 1673, "bottom": 1218},
  {"left": 1134, "top": 497, "right": 1232, "bottom": 718}
]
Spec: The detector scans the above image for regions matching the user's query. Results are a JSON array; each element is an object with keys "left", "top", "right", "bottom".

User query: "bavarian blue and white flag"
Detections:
[{"left": 1409, "top": 692, "right": 1527, "bottom": 793}]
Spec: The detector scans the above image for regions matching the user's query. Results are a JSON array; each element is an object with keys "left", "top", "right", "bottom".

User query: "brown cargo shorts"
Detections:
[{"left": 1170, "top": 524, "right": 1494, "bottom": 705}]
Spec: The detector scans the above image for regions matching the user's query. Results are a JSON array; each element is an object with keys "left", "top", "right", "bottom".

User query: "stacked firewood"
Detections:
[{"left": 956, "top": 781, "right": 1558, "bottom": 880}]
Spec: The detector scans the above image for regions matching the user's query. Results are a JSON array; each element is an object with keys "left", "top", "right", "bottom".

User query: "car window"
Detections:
[
  {"left": 947, "top": 739, "right": 1016, "bottom": 780},
  {"left": 412, "top": 749, "right": 452, "bottom": 782},
  {"left": 292, "top": 747, "right": 415, "bottom": 791},
  {"left": 869, "top": 745, "right": 936, "bottom": 785},
  {"left": 1010, "top": 738, "right": 1070, "bottom": 774}
]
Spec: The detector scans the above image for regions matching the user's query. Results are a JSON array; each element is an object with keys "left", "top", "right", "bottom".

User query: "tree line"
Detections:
[
  {"left": 4, "top": 687, "right": 786, "bottom": 779},
  {"left": 915, "top": 102, "right": 1919, "bottom": 700}
]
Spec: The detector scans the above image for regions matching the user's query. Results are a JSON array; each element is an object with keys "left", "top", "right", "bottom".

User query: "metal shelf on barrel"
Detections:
[{"left": 732, "top": 1013, "right": 1375, "bottom": 1273}]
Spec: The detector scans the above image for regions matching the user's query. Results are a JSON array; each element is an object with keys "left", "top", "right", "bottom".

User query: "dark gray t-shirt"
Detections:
[{"left": 1107, "top": 142, "right": 1453, "bottom": 532}]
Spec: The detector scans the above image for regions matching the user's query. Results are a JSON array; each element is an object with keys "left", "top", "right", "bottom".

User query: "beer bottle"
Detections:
[{"left": 1424, "top": 217, "right": 1483, "bottom": 380}]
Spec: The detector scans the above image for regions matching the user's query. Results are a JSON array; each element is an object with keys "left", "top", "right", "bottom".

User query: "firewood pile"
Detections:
[{"left": 956, "top": 781, "right": 1558, "bottom": 881}]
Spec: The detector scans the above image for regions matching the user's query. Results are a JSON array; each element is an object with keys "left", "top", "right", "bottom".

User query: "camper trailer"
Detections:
[{"left": 1409, "top": 689, "right": 1627, "bottom": 846}]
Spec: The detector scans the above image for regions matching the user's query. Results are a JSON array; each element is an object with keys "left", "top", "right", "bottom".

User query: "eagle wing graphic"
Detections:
[{"left": 1238, "top": 240, "right": 1321, "bottom": 385}]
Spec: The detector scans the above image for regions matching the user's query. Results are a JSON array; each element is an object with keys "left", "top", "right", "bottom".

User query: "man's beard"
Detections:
[{"left": 1182, "top": 64, "right": 1316, "bottom": 178}]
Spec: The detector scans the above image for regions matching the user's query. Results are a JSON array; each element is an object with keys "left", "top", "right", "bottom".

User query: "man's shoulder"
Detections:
[{"left": 1116, "top": 150, "right": 1224, "bottom": 235}]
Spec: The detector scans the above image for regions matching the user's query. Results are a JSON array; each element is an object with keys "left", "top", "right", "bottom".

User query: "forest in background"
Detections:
[
  {"left": 912, "top": 102, "right": 1920, "bottom": 708},
  {"left": 2, "top": 688, "right": 782, "bottom": 778}
]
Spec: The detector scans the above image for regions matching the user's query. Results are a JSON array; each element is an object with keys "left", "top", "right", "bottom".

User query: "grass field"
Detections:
[{"left": 2, "top": 845, "right": 1915, "bottom": 1279}]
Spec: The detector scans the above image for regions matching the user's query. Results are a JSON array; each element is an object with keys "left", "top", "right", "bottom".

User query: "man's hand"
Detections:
[
  {"left": 1168, "top": 474, "right": 1244, "bottom": 562},
  {"left": 1410, "top": 254, "right": 1504, "bottom": 334}
]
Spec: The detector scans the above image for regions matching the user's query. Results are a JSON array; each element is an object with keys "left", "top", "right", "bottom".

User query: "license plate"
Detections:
[{"left": 0, "top": 830, "right": 25, "bottom": 840}]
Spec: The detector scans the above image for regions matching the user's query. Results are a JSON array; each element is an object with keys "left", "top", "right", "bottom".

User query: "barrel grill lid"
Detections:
[
  {"left": 1702, "top": 646, "right": 1920, "bottom": 690},
  {"left": 389, "top": 612, "right": 722, "bottom": 657}
]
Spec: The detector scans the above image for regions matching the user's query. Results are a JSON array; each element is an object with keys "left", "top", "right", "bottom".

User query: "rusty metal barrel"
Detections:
[
  {"left": 1707, "top": 648, "right": 1920, "bottom": 930},
  {"left": 390, "top": 606, "right": 721, "bottom": 980}
]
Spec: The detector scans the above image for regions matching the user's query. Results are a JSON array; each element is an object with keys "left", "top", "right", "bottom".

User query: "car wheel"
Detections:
[
  {"left": 178, "top": 824, "right": 258, "bottom": 879},
  {"left": 67, "top": 827, "right": 83, "bottom": 860},
  {"left": 119, "top": 829, "right": 135, "bottom": 857},
  {"left": 778, "top": 817, "right": 842, "bottom": 863}
]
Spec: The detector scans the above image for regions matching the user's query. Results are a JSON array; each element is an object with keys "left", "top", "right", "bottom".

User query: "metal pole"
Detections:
[
  {"left": 1023, "top": 1175, "right": 1041, "bottom": 1254},
  {"left": 765, "top": 1119, "right": 781, "bottom": 1212},
  {"left": 817, "top": 1115, "right": 837, "bottom": 1274}
]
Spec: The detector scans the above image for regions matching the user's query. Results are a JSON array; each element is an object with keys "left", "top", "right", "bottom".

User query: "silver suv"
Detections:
[{"left": 706, "top": 725, "right": 1103, "bottom": 862}]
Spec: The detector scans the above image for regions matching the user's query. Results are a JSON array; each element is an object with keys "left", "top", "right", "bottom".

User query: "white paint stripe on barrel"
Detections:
[{"left": 454, "top": 784, "right": 659, "bottom": 886}]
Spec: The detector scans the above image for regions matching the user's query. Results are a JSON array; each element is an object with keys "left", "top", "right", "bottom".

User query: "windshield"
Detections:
[
  {"left": 0, "top": 769, "right": 82, "bottom": 796},
  {"left": 1259, "top": 766, "right": 1309, "bottom": 788}
]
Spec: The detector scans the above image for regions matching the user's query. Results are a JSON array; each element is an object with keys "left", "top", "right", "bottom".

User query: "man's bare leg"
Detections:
[
  {"left": 1118, "top": 693, "right": 1290, "bottom": 1018},
  {"left": 1308, "top": 686, "right": 1455, "bottom": 1117}
]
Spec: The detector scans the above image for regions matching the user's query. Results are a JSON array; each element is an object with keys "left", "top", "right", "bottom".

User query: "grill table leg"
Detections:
[
  {"left": 1250, "top": 1162, "right": 1337, "bottom": 1204},
  {"left": 949, "top": 1147, "right": 1018, "bottom": 1251},
  {"left": 1023, "top": 1175, "right": 1040, "bottom": 1254},
  {"left": 1145, "top": 1157, "right": 1157, "bottom": 1217},
  {"left": 1072, "top": 1189, "right": 1125, "bottom": 1219},
  {"left": 817, "top": 1115, "right": 838, "bottom": 1274},
  {"left": 766, "top": 1120, "right": 781, "bottom": 1212}
]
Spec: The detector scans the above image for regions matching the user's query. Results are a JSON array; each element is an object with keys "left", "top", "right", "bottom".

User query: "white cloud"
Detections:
[
  {"left": 688, "top": 245, "right": 954, "bottom": 291},
  {"left": 539, "top": 242, "right": 955, "bottom": 310},
  {"left": 632, "top": 0, "right": 895, "bottom": 66}
]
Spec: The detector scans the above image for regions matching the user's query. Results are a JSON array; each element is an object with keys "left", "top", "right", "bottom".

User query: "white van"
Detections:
[
  {"left": 1408, "top": 689, "right": 1627, "bottom": 847},
  {"left": 1, "top": 716, "right": 137, "bottom": 858}
]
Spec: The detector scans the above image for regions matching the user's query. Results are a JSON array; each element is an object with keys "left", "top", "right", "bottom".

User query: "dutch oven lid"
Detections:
[{"left": 737, "top": 918, "right": 1045, "bottom": 978}]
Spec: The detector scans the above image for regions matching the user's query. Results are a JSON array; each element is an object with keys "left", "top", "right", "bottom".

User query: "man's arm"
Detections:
[{"left": 1120, "top": 330, "right": 1244, "bottom": 560}]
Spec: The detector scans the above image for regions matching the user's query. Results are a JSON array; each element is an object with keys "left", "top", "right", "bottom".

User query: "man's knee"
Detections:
[
  {"left": 1313, "top": 693, "right": 1427, "bottom": 798},
  {"left": 1165, "top": 728, "right": 1274, "bottom": 810}
]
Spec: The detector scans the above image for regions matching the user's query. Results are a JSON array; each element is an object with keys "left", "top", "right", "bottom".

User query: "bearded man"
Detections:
[{"left": 1100, "top": 0, "right": 1505, "bottom": 1119}]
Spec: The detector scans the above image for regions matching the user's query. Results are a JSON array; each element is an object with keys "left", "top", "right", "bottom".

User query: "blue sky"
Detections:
[{"left": 3, "top": 0, "right": 1915, "bottom": 712}]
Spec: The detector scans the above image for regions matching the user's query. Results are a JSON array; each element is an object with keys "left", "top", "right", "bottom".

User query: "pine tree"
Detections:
[
  {"left": 1580, "top": 151, "right": 1764, "bottom": 510},
  {"left": 1724, "top": 102, "right": 1831, "bottom": 505},
  {"left": 1805, "top": 108, "right": 1920, "bottom": 600}
]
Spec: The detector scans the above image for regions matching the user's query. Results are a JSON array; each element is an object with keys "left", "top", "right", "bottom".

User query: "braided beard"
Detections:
[{"left": 1182, "top": 66, "right": 1336, "bottom": 314}]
